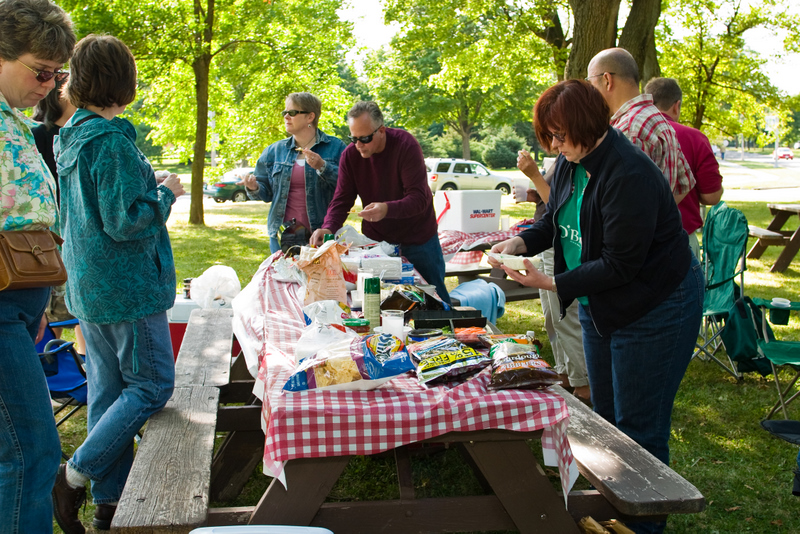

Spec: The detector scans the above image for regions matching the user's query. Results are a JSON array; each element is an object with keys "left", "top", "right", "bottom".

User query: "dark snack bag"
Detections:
[
  {"left": 278, "top": 218, "right": 310, "bottom": 254},
  {"left": 487, "top": 342, "right": 561, "bottom": 390}
]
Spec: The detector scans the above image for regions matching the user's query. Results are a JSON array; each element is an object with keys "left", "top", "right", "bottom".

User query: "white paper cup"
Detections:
[
  {"left": 514, "top": 182, "right": 528, "bottom": 204},
  {"left": 772, "top": 297, "right": 791, "bottom": 308},
  {"left": 501, "top": 215, "right": 510, "bottom": 231}
]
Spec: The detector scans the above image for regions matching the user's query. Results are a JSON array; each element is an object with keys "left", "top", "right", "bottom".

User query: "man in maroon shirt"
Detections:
[
  {"left": 644, "top": 77, "right": 724, "bottom": 258},
  {"left": 310, "top": 101, "right": 450, "bottom": 304}
]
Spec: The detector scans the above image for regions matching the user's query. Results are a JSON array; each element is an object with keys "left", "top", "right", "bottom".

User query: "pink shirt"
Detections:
[
  {"left": 283, "top": 162, "right": 311, "bottom": 232},
  {"left": 611, "top": 94, "right": 695, "bottom": 196}
]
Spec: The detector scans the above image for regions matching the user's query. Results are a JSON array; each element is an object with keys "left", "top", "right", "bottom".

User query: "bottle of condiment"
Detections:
[
  {"left": 324, "top": 233, "right": 335, "bottom": 242},
  {"left": 363, "top": 277, "right": 381, "bottom": 333},
  {"left": 342, "top": 318, "right": 370, "bottom": 335}
]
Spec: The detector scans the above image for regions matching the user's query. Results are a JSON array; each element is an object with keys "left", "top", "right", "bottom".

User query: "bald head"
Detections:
[{"left": 588, "top": 48, "right": 640, "bottom": 85}]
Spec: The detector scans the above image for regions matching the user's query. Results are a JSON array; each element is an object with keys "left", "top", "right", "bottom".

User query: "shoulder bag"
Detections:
[{"left": 0, "top": 230, "right": 68, "bottom": 291}]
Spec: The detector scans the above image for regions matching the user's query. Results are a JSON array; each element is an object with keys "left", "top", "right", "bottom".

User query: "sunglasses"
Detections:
[
  {"left": 347, "top": 126, "right": 381, "bottom": 145},
  {"left": 18, "top": 59, "right": 68, "bottom": 83},
  {"left": 281, "top": 109, "right": 310, "bottom": 117}
]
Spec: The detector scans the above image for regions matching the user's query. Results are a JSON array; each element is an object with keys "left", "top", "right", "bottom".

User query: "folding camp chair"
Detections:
[
  {"left": 761, "top": 419, "right": 800, "bottom": 495},
  {"left": 693, "top": 202, "right": 749, "bottom": 379},
  {"left": 750, "top": 298, "right": 800, "bottom": 420},
  {"left": 38, "top": 320, "right": 87, "bottom": 460}
]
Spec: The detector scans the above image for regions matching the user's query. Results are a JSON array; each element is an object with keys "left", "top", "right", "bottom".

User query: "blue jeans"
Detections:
[
  {"left": 70, "top": 312, "right": 175, "bottom": 503},
  {"left": 401, "top": 234, "right": 451, "bottom": 305},
  {"left": 579, "top": 259, "right": 703, "bottom": 534},
  {"left": 0, "top": 287, "right": 61, "bottom": 534},
  {"left": 270, "top": 236, "right": 280, "bottom": 255}
]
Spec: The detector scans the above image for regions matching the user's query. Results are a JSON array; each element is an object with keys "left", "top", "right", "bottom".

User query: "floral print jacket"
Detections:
[{"left": 0, "top": 91, "right": 58, "bottom": 231}]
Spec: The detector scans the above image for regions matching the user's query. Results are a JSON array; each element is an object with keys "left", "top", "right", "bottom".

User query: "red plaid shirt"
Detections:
[{"left": 611, "top": 94, "right": 695, "bottom": 196}]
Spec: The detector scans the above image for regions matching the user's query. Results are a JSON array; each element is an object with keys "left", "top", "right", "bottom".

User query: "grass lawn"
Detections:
[{"left": 54, "top": 196, "right": 800, "bottom": 533}]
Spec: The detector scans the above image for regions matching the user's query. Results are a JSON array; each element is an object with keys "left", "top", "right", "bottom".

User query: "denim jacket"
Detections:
[{"left": 250, "top": 129, "right": 346, "bottom": 238}]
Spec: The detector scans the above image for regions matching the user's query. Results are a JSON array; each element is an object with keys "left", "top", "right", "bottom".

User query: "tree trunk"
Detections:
[
  {"left": 618, "top": 0, "right": 662, "bottom": 85},
  {"left": 565, "top": 0, "right": 620, "bottom": 80},
  {"left": 460, "top": 116, "right": 471, "bottom": 160},
  {"left": 189, "top": 0, "right": 215, "bottom": 225},
  {"left": 641, "top": 31, "right": 661, "bottom": 88},
  {"left": 190, "top": 55, "right": 211, "bottom": 225}
]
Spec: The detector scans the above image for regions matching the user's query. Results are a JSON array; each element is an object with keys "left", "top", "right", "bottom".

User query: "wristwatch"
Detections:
[{"left": 316, "top": 160, "right": 327, "bottom": 175}]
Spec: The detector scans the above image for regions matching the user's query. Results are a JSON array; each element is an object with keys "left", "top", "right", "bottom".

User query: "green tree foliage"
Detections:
[
  {"left": 482, "top": 125, "right": 525, "bottom": 168},
  {"left": 367, "top": 0, "right": 552, "bottom": 160},
  {"left": 60, "top": 0, "right": 352, "bottom": 224},
  {"left": 657, "top": 0, "right": 791, "bottom": 140}
]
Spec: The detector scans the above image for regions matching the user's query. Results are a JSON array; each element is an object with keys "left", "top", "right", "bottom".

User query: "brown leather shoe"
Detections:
[
  {"left": 92, "top": 503, "right": 117, "bottom": 530},
  {"left": 52, "top": 464, "right": 86, "bottom": 534}
]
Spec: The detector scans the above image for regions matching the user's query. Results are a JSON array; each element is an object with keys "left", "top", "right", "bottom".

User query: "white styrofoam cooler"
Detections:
[{"left": 434, "top": 190, "right": 502, "bottom": 233}]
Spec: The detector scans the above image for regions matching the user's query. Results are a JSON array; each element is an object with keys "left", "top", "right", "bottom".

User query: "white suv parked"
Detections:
[{"left": 425, "top": 158, "right": 512, "bottom": 194}]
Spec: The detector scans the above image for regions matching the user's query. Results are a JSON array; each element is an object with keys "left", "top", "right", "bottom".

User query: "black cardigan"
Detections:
[{"left": 519, "top": 127, "right": 692, "bottom": 336}]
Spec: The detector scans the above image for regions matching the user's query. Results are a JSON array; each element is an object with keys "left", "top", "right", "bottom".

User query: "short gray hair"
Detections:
[
  {"left": 644, "top": 77, "right": 683, "bottom": 111},
  {"left": 347, "top": 101, "right": 384, "bottom": 129},
  {"left": 286, "top": 92, "right": 322, "bottom": 127},
  {"left": 0, "top": 0, "right": 74, "bottom": 64}
]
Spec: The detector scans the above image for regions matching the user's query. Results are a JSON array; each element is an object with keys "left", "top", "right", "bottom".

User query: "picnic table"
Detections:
[
  {"left": 441, "top": 223, "right": 540, "bottom": 302},
  {"left": 112, "top": 254, "right": 706, "bottom": 532},
  {"left": 747, "top": 204, "right": 800, "bottom": 272}
]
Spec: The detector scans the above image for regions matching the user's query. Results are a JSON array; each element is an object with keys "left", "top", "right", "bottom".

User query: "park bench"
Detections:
[
  {"left": 111, "top": 309, "right": 704, "bottom": 532},
  {"left": 552, "top": 385, "right": 705, "bottom": 521},
  {"left": 111, "top": 308, "right": 237, "bottom": 533},
  {"left": 748, "top": 225, "right": 789, "bottom": 247}
]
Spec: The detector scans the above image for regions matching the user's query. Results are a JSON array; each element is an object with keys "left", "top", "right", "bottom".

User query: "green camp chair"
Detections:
[
  {"left": 752, "top": 298, "right": 800, "bottom": 419},
  {"left": 693, "top": 202, "right": 749, "bottom": 379}
]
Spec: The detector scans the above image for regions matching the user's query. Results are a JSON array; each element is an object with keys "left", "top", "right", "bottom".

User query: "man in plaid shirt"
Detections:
[{"left": 586, "top": 48, "right": 695, "bottom": 204}]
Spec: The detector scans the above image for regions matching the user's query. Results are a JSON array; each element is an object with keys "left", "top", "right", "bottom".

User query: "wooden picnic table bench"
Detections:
[
  {"left": 112, "top": 308, "right": 704, "bottom": 533},
  {"left": 747, "top": 203, "right": 800, "bottom": 272}
]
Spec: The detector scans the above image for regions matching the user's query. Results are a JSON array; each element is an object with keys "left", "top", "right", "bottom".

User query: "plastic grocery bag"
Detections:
[
  {"left": 294, "top": 320, "right": 357, "bottom": 363},
  {"left": 190, "top": 265, "right": 241, "bottom": 308},
  {"left": 335, "top": 225, "right": 377, "bottom": 247}
]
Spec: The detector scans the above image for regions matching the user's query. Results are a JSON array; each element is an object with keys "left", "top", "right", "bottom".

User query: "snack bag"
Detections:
[
  {"left": 478, "top": 333, "right": 543, "bottom": 349},
  {"left": 454, "top": 326, "right": 487, "bottom": 345},
  {"left": 409, "top": 336, "right": 492, "bottom": 386},
  {"left": 297, "top": 240, "right": 349, "bottom": 305},
  {"left": 284, "top": 333, "right": 414, "bottom": 392},
  {"left": 487, "top": 342, "right": 561, "bottom": 390}
]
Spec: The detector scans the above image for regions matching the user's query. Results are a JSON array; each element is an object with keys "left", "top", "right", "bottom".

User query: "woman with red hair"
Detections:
[{"left": 490, "top": 79, "right": 702, "bottom": 534}]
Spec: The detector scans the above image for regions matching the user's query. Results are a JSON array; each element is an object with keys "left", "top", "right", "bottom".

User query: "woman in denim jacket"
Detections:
[{"left": 243, "top": 92, "right": 346, "bottom": 253}]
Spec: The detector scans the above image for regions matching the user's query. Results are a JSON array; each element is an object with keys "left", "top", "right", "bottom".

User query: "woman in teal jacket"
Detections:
[{"left": 52, "top": 35, "right": 185, "bottom": 533}]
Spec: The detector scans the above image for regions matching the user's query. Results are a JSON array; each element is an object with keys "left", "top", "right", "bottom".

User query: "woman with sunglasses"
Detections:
[
  {"left": 241, "top": 92, "right": 346, "bottom": 253},
  {"left": 0, "top": 1, "right": 74, "bottom": 533},
  {"left": 489, "top": 79, "right": 702, "bottom": 534}
]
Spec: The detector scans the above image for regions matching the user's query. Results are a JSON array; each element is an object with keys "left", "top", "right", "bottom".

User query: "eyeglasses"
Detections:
[
  {"left": 347, "top": 126, "right": 381, "bottom": 145},
  {"left": 585, "top": 72, "right": 615, "bottom": 81},
  {"left": 17, "top": 59, "right": 68, "bottom": 83},
  {"left": 549, "top": 131, "right": 566, "bottom": 143},
  {"left": 281, "top": 109, "right": 310, "bottom": 117}
]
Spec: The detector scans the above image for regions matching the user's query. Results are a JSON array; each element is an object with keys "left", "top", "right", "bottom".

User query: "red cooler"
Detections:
[{"left": 166, "top": 295, "right": 201, "bottom": 360}]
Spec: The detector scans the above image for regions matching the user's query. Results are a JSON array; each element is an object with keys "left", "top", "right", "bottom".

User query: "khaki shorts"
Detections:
[{"left": 46, "top": 284, "right": 76, "bottom": 324}]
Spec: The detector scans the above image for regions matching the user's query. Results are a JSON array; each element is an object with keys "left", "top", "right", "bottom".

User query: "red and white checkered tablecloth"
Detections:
[
  {"left": 233, "top": 253, "right": 577, "bottom": 506},
  {"left": 441, "top": 219, "right": 536, "bottom": 265}
]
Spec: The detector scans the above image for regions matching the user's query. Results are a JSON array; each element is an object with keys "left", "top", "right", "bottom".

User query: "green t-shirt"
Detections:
[{"left": 558, "top": 164, "right": 589, "bottom": 306}]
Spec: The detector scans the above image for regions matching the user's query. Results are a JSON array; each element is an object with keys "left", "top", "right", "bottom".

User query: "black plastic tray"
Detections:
[{"left": 412, "top": 309, "right": 487, "bottom": 330}]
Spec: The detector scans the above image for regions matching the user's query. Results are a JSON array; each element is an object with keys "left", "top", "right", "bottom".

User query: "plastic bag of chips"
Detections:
[
  {"left": 487, "top": 342, "right": 561, "bottom": 390},
  {"left": 408, "top": 336, "right": 492, "bottom": 386},
  {"left": 284, "top": 333, "right": 414, "bottom": 392},
  {"left": 478, "top": 333, "right": 542, "bottom": 348}
]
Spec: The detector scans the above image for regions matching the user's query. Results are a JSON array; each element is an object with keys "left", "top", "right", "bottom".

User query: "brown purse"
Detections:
[{"left": 0, "top": 230, "right": 68, "bottom": 291}]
